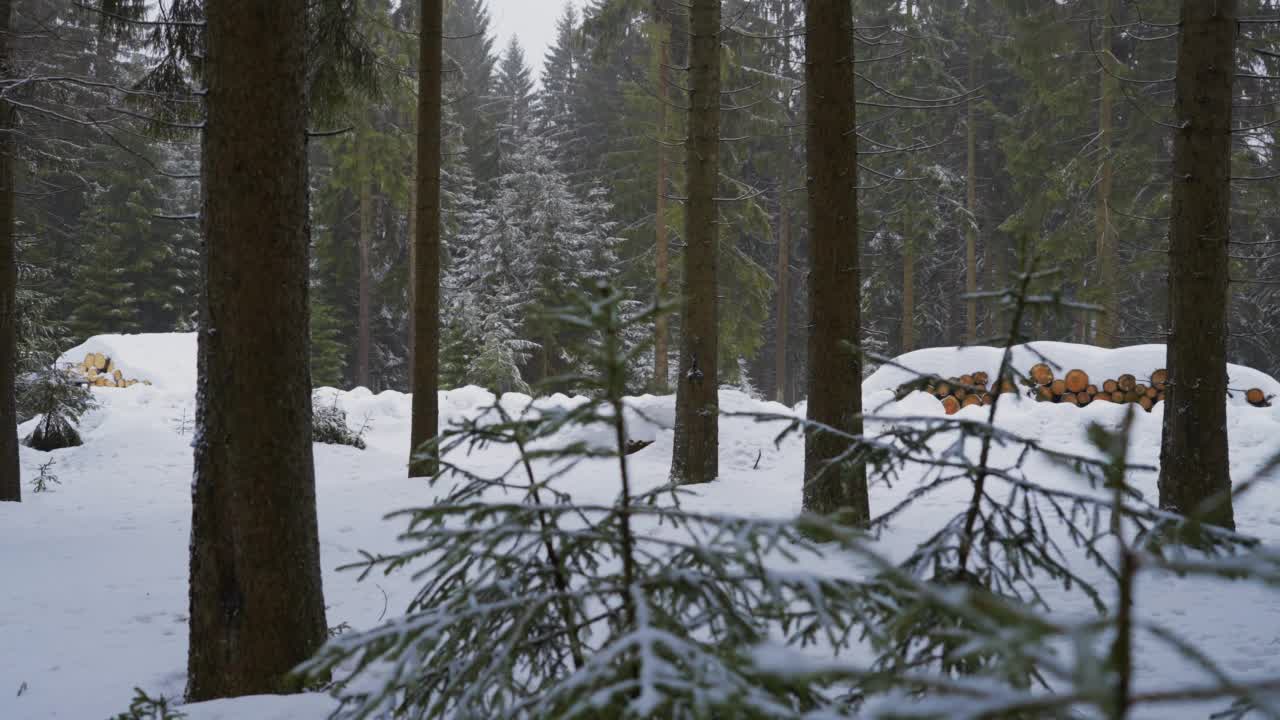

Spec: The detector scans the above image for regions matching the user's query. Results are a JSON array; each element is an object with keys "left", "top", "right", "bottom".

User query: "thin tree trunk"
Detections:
[
  {"left": 407, "top": 170, "right": 417, "bottom": 383},
  {"left": 902, "top": 242, "right": 915, "bottom": 354},
  {"left": 409, "top": 0, "right": 443, "bottom": 477},
  {"left": 188, "top": 0, "right": 326, "bottom": 698},
  {"left": 0, "top": 0, "right": 19, "bottom": 503},
  {"left": 965, "top": 22, "right": 979, "bottom": 344},
  {"left": 357, "top": 133, "right": 372, "bottom": 389},
  {"left": 653, "top": 19, "right": 671, "bottom": 394},
  {"left": 1158, "top": 0, "right": 1236, "bottom": 530},
  {"left": 670, "top": 0, "right": 720, "bottom": 485},
  {"left": 1094, "top": 0, "right": 1118, "bottom": 348},
  {"left": 775, "top": 197, "right": 790, "bottom": 403},
  {"left": 803, "top": 0, "right": 867, "bottom": 522}
]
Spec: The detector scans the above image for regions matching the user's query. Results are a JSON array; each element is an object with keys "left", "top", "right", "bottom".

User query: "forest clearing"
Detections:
[{"left": 5, "top": 0, "right": 1280, "bottom": 718}]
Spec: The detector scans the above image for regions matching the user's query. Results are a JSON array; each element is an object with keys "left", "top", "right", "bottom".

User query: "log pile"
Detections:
[
  {"left": 1024, "top": 364, "right": 1163, "bottom": 413},
  {"left": 922, "top": 364, "right": 1271, "bottom": 415},
  {"left": 69, "top": 352, "right": 150, "bottom": 388}
]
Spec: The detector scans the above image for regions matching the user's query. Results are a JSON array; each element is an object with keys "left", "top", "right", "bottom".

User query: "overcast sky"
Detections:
[{"left": 487, "top": 0, "right": 568, "bottom": 83}]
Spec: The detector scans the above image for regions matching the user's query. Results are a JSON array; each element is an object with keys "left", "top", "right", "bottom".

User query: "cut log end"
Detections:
[
  {"left": 1150, "top": 368, "right": 1168, "bottom": 390},
  {"left": 1064, "top": 369, "right": 1089, "bottom": 394},
  {"left": 942, "top": 395, "right": 961, "bottom": 415},
  {"left": 1030, "top": 363, "right": 1054, "bottom": 386}
]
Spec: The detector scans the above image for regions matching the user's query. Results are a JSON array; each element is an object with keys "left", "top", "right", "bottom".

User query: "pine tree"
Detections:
[
  {"left": 492, "top": 37, "right": 535, "bottom": 178},
  {"left": 537, "top": 3, "right": 581, "bottom": 156},
  {"left": 670, "top": 0, "right": 721, "bottom": 486},
  {"left": 445, "top": 0, "right": 499, "bottom": 188},
  {"left": 187, "top": 0, "right": 327, "bottom": 698},
  {"left": 0, "top": 0, "right": 17, "bottom": 504},
  {"left": 1158, "top": 0, "right": 1236, "bottom": 530},
  {"left": 802, "top": 0, "right": 867, "bottom": 522},
  {"left": 310, "top": 296, "right": 347, "bottom": 388},
  {"left": 410, "top": 0, "right": 444, "bottom": 477},
  {"left": 441, "top": 126, "right": 620, "bottom": 393}
]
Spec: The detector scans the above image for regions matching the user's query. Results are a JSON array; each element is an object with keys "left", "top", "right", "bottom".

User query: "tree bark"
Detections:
[
  {"left": 188, "top": 0, "right": 326, "bottom": 698},
  {"left": 670, "top": 0, "right": 720, "bottom": 485},
  {"left": 356, "top": 131, "right": 372, "bottom": 389},
  {"left": 803, "top": 0, "right": 867, "bottom": 522},
  {"left": 407, "top": 168, "right": 417, "bottom": 382},
  {"left": 409, "top": 0, "right": 443, "bottom": 477},
  {"left": 653, "top": 17, "right": 670, "bottom": 394},
  {"left": 1158, "top": 0, "right": 1235, "bottom": 530},
  {"left": 1094, "top": 0, "right": 1118, "bottom": 347},
  {"left": 775, "top": 196, "right": 790, "bottom": 403},
  {"left": 0, "top": 0, "right": 19, "bottom": 503},
  {"left": 902, "top": 241, "right": 915, "bottom": 354},
  {"left": 965, "top": 19, "right": 979, "bottom": 344}
]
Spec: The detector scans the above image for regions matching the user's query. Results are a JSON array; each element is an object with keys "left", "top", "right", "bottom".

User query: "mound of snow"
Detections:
[
  {"left": 59, "top": 333, "right": 197, "bottom": 394},
  {"left": 865, "top": 342, "right": 1280, "bottom": 405}
]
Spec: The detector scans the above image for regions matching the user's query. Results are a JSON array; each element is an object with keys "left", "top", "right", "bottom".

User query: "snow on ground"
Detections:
[{"left": 2, "top": 334, "right": 1280, "bottom": 718}]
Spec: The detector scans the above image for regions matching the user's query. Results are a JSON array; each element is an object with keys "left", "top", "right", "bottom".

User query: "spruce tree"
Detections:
[
  {"left": 802, "top": 0, "right": 867, "bottom": 522},
  {"left": 670, "top": 0, "right": 721, "bottom": 486},
  {"left": 1158, "top": 0, "right": 1237, "bottom": 529},
  {"left": 0, "top": 0, "right": 17, "bottom": 504},
  {"left": 445, "top": 0, "right": 499, "bottom": 188},
  {"left": 187, "top": 0, "right": 327, "bottom": 698},
  {"left": 493, "top": 38, "right": 535, "bottom": 178},
  {"left": 410, "top": 0, "right": 444, "bottom": 477}
]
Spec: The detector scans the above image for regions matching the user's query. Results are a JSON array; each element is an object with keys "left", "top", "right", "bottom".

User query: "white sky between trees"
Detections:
[{"left": 488, "top": 0, "right": 566, "bottom": 85}]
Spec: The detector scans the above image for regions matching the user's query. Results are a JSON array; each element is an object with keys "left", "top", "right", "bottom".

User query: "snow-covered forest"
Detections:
[{"left": 3, "top": 0, "right": 1280, "bottom": 718}]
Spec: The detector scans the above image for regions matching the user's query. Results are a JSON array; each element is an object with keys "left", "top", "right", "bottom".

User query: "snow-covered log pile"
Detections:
[
  {"left": 68, "top": 352, "right": 150, "bottom": 388},
  {"left": 871, "top": 342, "right": 1278, "bottom": 416}
]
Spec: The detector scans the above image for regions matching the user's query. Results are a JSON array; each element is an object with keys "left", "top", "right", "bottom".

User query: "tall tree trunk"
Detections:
[
  {"left": 902, "top": 242, "right": 915, "bottom": 354},
  {"left": 670, "top": 0, "right": 720, "bottom": 485},
  {"left": 188, "top": 0, "right": 326, "bottom": 698},
  {"left": 803, "top": 0, "right": 867, "bottom": 522},
  {"left": 965, "top": 21, "right": 979, "bottom": 344},
  {"left": 1158, "top": 0, "right": 1236, "bottom": 530},
  {"left": 653, "top": 18, "right": 671, "bottom": 394},
  {"left": 357, "top": 133, "right": 372, "bottom": 389},
  {"left": 407, "top": 170, "right": 417, "bottom": 382},
  {"left": 0, "top": 0, "right": 19, "bottom": 503},
  {"left": 409, "top": 0, "right": 443, "bottom": 477},
  {"left": 1094, "top": 0, "right": 1118, "bottom": 347},
  {"left": 775, "top": 196, "right": 790, "bottom": 403}
]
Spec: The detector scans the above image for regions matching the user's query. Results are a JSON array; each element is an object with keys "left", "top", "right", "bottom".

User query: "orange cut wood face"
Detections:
[
  {"left": 1064, "top": 369, "right": 1089, "bottom": 394},
  {"left": 1030, "top": 363, "right": 1054, "bottom": 386}
]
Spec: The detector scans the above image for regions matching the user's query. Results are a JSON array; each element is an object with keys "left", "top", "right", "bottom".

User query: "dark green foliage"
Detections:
[
  {"left": 310, "top": 298, "right": 348, "bottom": 389},
  {"left": 312, "top": 395, "right": 368, "bottom": 450},
  {"left": 110, "top": 688, "right": 185, "bottom": 720},
  {"left": 19, "top": 366, "right": 95, "bottom": 451}
]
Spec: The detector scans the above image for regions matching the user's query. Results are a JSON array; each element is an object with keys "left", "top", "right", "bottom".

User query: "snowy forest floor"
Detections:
[{"left": 3, "top": 333, "right": 1280, "bottom": 719}]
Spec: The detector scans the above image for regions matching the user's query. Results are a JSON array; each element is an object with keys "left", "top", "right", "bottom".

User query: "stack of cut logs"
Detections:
[
  {"left": 70, "top": 352, "right": 149, "bottom": 388},
  {"left": 1025, "top": 364, "right": 1164, "bottom": 412},
  {"left": 929, "top": 364, "right": 1271, "bottom": 415}
]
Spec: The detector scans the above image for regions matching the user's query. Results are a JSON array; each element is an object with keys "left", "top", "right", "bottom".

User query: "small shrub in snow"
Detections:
[
  {"left": 29, "top": 459, "right": 60, "bottom": 493},
  {"left": 20, "top": 365, "right": 95, "bottom": 452},
  {"left": 110, "top": 688, "right": 184, "bottom": 720},
  {"left": 312, "top": 396, "right": 367, "bottom": 450}
]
